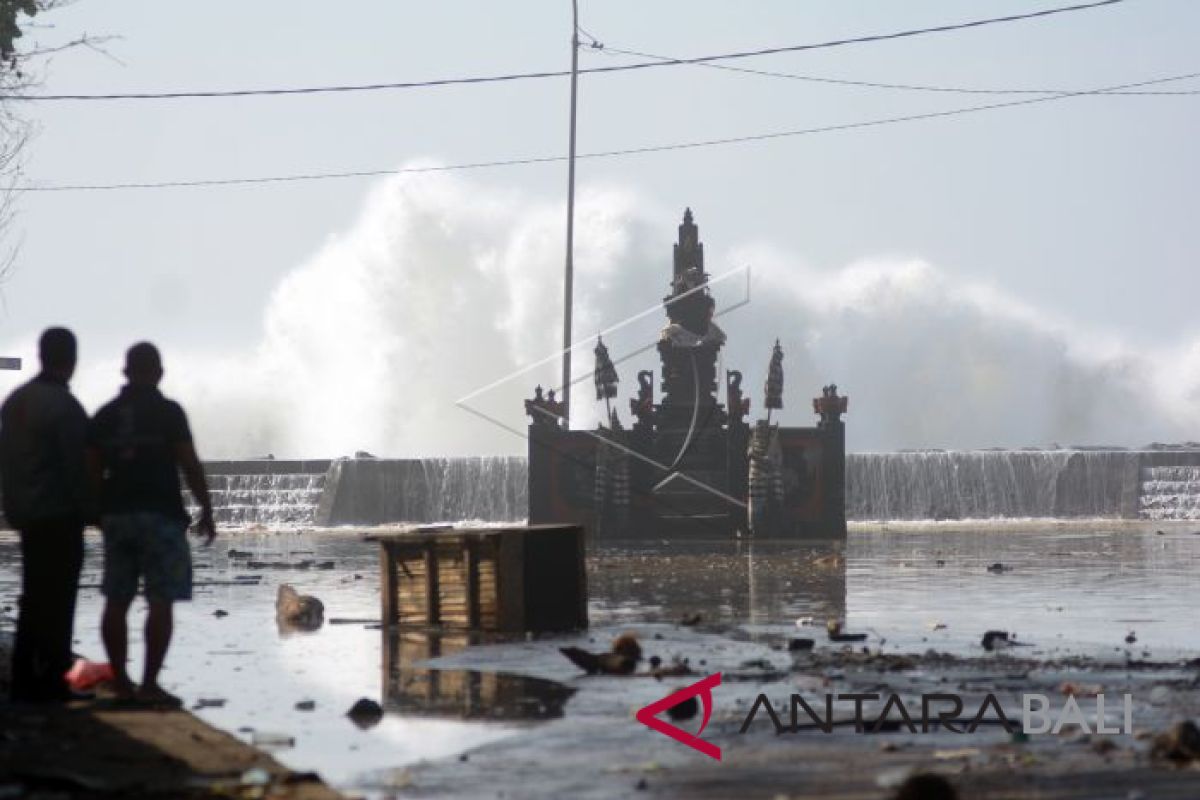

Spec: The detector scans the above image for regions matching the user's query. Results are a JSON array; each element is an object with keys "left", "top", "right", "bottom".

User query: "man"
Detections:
[
  {"left": 87, "top": 342, "right": 215, "bottom": 705},
  {"left": 0, "top": 327, "right": 89, "bottom": 702}
]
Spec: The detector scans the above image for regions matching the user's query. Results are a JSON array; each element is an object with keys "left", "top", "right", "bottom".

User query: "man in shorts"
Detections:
[{"left": 87, "top": 342, "right": 215, "bottom": 704}]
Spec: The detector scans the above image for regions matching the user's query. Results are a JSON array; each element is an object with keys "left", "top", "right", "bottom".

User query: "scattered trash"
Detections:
[
  {"left": 276, "top": 584, "right": 325, "bottom": 632},
  {"left": 649, "top": 655, "right": 693, "bottom": 679},
  {"left": 559, "top": 632, "right": 642, "bottom": 675},
  {"left": 981, "top": 630, "right": 1026, "bottom": 651},
  {"left": 826, "top": 620, "right": 868, "bottom": 643},
  {"left": 347, "top": 698, "right": 384, "bottom": 729},
  {"left": 667, "top": 696, "right": 698, "bottom": 721},
  {"left": 227, "top": 549, "right": 253, "bottom": 558},
  {"left": 795, "top": 616, "right": 816, "bottom": 628},
  {"left": 1125, "top": 631, "right": 1137, "bottom": 644},
  {"left": 65, "top": 658, "right": 114, "bottom": 692},
  {"left": 788, "top": 638, "right": 815, "bottom": 652},
  {"left": 193, "top": 698, "right": 226, "bottom": 709},
  {"left": 893, "top": 773, "right": 958, "bottom": 800},
  {"left": 986, "top": 563, "right": 1012, "bottom": 574},
  {"left": 927, "top": 621, "right": 947, "bottom": 631},
  {"left": 251, "top": 731, "right": 295, "bottom": 748},
  {"left": 812, "top": 553, "right": 844, "bottom": 569},
  {"left": 1151, "top": 721, "right": 1200, "bottom": 763},
  {"left": 739, "top": 658, "right": 774, "bottom": 670},
  {"left": 933, "top": 748, "right": 979, "bottom": 761},
  {"left": 250, "top": 559, "right": 331, "bottom": 570},
  {"left": 240, "top": 767, "right": 271, "bottom": 786},
  {"left": 213, "top": 609, "right": 229, "bottom": 618}
]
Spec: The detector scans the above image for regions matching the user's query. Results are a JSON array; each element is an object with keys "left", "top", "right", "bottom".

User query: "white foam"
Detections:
[{"left": 10, "top": 167, "right": 1200, "bottom": 458}]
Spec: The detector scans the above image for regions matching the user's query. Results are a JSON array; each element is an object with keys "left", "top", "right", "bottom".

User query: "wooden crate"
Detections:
[{"left": 378, "top": 524, "right": 587, "bottom": 633}]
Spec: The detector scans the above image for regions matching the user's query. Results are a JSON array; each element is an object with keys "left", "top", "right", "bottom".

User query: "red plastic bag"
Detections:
[{"left": 65, "top": 658, "right": 115, "bottom": 691}]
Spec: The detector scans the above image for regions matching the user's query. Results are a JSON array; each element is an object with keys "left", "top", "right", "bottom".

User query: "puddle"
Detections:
[{"left": 1, "top": 522, "right": 1198, "bottom": 794}]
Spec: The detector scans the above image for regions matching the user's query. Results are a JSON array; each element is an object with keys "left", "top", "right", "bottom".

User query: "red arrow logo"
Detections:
[{"left": 635, "top": 672, "right": 722, "bottom": 761}]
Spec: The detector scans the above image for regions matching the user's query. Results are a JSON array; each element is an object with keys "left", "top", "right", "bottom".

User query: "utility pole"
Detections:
[{"left": 560, "top": 0, "right": 579, "bottom": 430}]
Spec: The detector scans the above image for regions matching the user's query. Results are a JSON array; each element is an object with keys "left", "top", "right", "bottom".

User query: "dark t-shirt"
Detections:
[
  {"left": 0, "top": 374, "right": 89, "bottom": 527},
  {"left": 87, "top": 385, "right": 192, "bottom": 521}
]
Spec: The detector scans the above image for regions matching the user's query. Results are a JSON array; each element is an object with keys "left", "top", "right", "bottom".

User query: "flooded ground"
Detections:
[{"left": 2, "top": 521, "right": 1199, "bottom": 797}]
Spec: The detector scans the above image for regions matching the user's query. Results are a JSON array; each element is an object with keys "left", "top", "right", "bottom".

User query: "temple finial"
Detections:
[{"left": 673, "top": 207, "right": 703, "bottom": 279}]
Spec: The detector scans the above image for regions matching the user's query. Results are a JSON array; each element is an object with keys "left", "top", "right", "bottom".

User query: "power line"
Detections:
[
  {"left": 21, "top": 68, "right": 1196, "bottom": 193},
  {"left": 7, "top": 0, "right": 1127, "bottom": 102},
  {"left": 596, "top": 43, "right": 1200, "bottom": 97}
]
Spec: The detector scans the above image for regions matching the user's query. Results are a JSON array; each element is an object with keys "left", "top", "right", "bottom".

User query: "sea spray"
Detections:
[{"left": 15, "top": 169, "right": 1200, "bottom": 458}]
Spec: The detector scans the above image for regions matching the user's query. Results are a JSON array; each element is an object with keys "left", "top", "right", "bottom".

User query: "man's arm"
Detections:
[
  {"left": 84, "top": 446, "right": 104, "bottom": 526},
  {"left": 59, "top": 399, "right": 90, "bottom": 524},
  {"left": 175, "top": 440, "right": 215, "bottom": 544}
]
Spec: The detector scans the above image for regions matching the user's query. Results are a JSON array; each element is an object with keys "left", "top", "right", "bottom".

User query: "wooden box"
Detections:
[{"left": 378, "top": 524, "right": 587, "bottom": 633}]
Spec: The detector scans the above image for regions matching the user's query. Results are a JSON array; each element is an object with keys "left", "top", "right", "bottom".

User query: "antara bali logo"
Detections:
[{"left": 635, "top": 673, "right": 722, "bottom": 761}]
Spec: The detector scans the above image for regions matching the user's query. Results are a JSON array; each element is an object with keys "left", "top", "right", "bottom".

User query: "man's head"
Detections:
[
  {"left": 124, "top": 342, "right": 164, "bottom": 387},
  {"left": 38, "top": 327, "right": 77, "bottom": 380}
]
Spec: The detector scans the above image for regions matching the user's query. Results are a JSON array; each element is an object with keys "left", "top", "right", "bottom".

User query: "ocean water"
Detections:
[{"left": 0, "top": 522, "right": 1196, "bottom": 792}]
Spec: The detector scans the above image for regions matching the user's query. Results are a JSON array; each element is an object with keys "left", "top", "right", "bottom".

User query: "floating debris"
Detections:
[
  {"left": 827, "top": 619, "right": 868, "bottom": 643},
  {"left": 1152, "top": 721, "right": 1200, "bottom": 763},
  {"left": 251, "top": 731, "right": 295, "bottom": 748},
  {"left": 560, "top": 632, "right": 642, "bottom": 675},
  {"left": 347, "top": 698, "right": 384, "bottom": 729},
  {"left": 276, "top": 584, "right": 325, "bottom": 632},
  {"left": 894, "top": 773, "right": 958, "bottom": 800},
  {"left": 666, "top": 696, "right": 698, "bottom": 721},
  {"left": 981, "top": 630, "right": 1028, "bottom": 651}
]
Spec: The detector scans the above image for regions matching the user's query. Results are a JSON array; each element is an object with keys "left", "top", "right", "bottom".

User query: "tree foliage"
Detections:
[{"left": 0, "top": 1, "right": 39, "bottom": 65}]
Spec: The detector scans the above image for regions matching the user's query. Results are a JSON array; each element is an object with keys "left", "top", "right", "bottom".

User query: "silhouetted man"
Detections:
[
  {"left": 0, "top": 327, "right": 89, "bottom": 702},
  {"left": 86, "top": 342, "right": 215, "bottom": 705}
]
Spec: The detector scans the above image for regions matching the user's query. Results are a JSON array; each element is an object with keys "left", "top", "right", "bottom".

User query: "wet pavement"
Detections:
[{"left": 2, "top": 521, "right": 1199, "bottom": 797}]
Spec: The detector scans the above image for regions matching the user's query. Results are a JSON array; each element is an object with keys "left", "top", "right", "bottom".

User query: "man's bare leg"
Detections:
[
  {"left": 137, "top": 598, "right": 179, "bottom": 705},
  {"left": 100, "top": 598, "right": 136, "bottom": 699}
]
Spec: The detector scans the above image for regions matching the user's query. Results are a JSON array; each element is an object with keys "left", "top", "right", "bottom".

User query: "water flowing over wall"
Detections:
[
  {"left": 194, "top": 450, "right": 1200, "bottom": 527},
  {"left": 198, "top": 461, "right": 332, "bottom": 527},
  {"left": 844, "top": 451, "right": 1140, "bottom": 521},
  {"left": 317, "top": 457, "right": 528, "bottom": 526},
  {"left": 1139, "top": 465, "right": 1200, "bottom": 521}
]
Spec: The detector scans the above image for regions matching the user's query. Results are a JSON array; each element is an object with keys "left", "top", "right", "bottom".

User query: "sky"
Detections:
[{"left": 0, "top": 0, "right": 1197, "bottom": 457}]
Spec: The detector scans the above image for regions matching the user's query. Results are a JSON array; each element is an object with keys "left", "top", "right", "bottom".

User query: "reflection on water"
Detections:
[
  {"left": 1, "top": 522, "right": 1198, "bottom": 793},
  {"left": 847, "top": 524, "right": 1200, "bottom": 657},
  {"left": 385, "top": 632, "right": 575, "bottom": 721},
  {"left": 587, "top": 538, "right": 847, "bottom": 635}
]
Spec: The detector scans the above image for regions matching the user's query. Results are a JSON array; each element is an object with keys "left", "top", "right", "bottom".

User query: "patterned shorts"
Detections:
[{"left": 101, "top": 512, "right": 193, "bottom": 602}]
